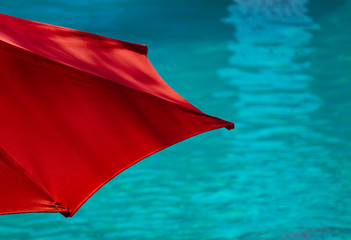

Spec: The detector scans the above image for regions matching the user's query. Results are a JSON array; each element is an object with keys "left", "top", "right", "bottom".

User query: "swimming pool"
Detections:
[{"left": 0, "top": 0, "right": 350, "bottom": 239}]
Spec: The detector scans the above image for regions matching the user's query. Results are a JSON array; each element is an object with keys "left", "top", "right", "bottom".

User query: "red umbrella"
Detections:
[{"left": 0, "top": 13, "right": 234, "bottom": 217}]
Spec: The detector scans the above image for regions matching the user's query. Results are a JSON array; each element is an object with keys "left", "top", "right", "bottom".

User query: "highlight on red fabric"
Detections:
[{"left": 0, "top": 13, "right": 234, "bottom": 217}]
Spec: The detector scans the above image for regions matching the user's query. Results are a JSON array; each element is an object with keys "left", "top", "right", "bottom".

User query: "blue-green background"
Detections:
[{"left": 1, "top": 0, "right": 351, "bottom": 239}]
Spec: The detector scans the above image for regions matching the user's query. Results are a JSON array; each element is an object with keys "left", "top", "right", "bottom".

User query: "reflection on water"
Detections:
[
  {"left": 0, "top": 0, "right": 351, "bottom": 239},
  {"left": 216, "top": 0, "right": 351, "bottom": 238},
  {"left": 221, "top": 0, "right": 327, "bottom": 164},
  {"left": 221, "top": 0, "right": 321, "bottom": 148}
]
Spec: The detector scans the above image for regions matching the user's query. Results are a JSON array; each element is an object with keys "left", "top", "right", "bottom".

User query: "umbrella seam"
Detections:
[
  {"left": 0, "top": 13, "right": 148, "bottom": 55},
  {"left": 0, "top": 39, "right": 233, "bottom": 127},
  {"left": 69, "top": 122, "right": 233, "bottom": 216},
  {"left": 0, "top": 146, "right": 69, "bottom": 214},
  {"left": 0, "top": 39, "right": 187, "bottom": 107}
]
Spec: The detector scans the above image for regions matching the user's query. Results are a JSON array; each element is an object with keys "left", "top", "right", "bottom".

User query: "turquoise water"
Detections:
[{"left": 1, "top": 0, "right": 351, "bottom": 239}]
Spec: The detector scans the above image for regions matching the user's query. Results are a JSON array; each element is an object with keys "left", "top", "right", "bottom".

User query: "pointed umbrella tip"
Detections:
[
  {"left": 225, "top": 122, "right": 235, "bottom": 130},
  {"left": 61, "top": 210, "right": 73, "bottom": 218}
]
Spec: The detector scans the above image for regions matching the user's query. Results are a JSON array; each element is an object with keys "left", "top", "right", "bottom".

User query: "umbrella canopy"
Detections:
[{"left": 0, "top": 13, "right": 234, "bottom": 217}]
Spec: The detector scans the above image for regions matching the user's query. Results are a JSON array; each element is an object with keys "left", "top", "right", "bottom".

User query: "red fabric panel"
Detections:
[
  {"left": 0, "top": 14, "right": 234, "bottom": 217},
  {"left": 0, "top": 13, "right": 193, "bottom": 108},
  {"left": 0, "top": 148, "right": 69, "bottom": 215}
]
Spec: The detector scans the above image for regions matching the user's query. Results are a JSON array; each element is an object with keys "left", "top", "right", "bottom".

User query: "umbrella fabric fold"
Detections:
[{"left": 0, "top": 13, "right": 234, "bottom": 217}]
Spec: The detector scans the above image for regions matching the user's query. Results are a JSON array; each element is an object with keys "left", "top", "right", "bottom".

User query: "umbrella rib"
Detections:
[
  {"left": 69, "top": 122, "right": 233, "bottom": 217},
  {"left": 0, "top": 39, "right": 178, "bottom": 105},
  {"left": 0, "top": 146, "right": 69, "bottom": 214},
  {"left": 0, "top": 38, "right": 233, "bottom": 129}
]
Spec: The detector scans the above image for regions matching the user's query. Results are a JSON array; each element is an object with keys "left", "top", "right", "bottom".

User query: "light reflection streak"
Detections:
[{"left": 220, "top": 0, "right": 324, "bottom": 160}]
